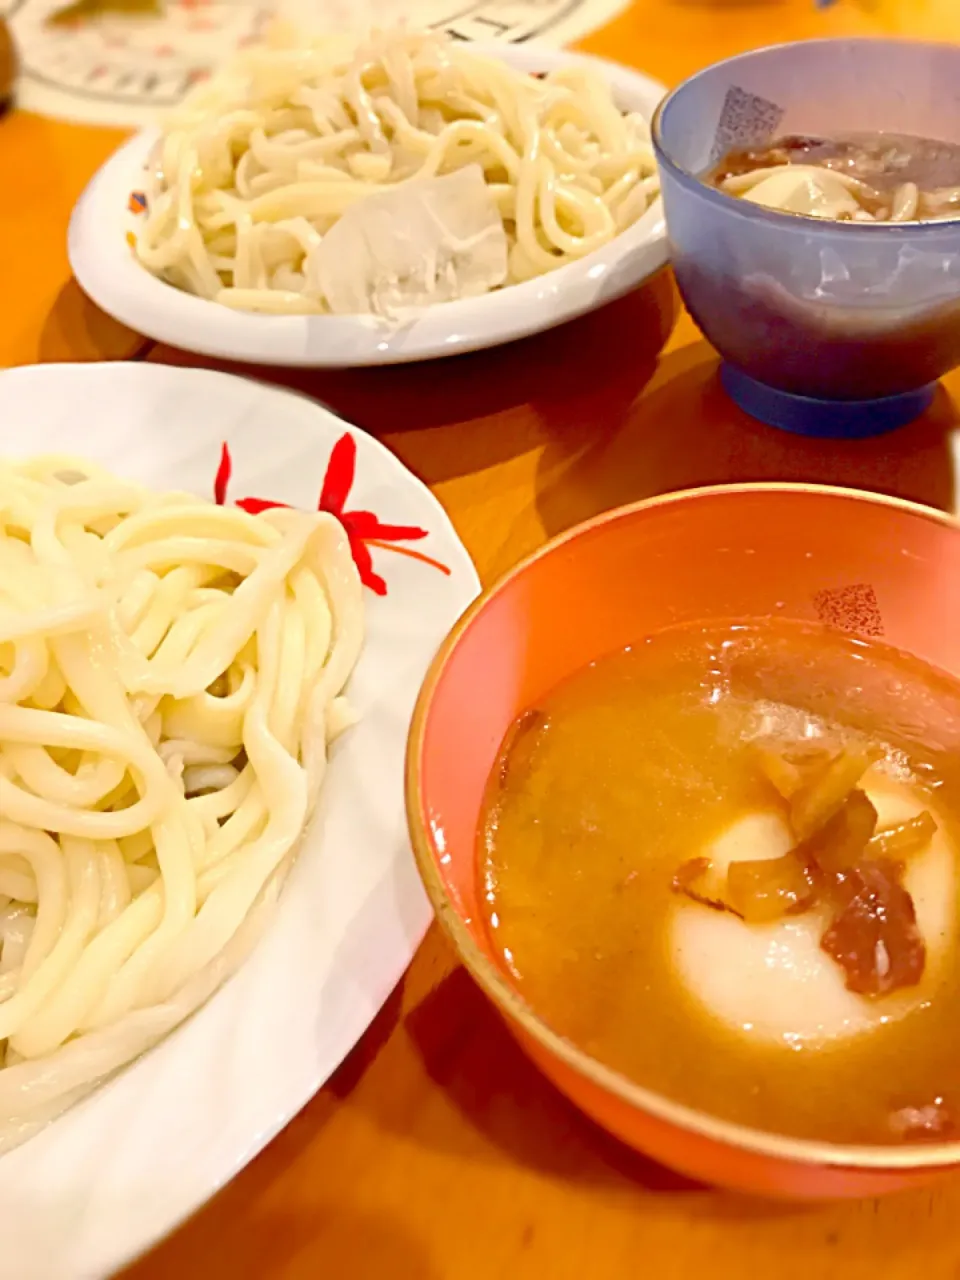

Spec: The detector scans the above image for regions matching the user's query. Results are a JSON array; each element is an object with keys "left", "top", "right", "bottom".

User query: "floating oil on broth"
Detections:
[{"left": 479, "top": 620, "right": 960, "bottom": 1145}]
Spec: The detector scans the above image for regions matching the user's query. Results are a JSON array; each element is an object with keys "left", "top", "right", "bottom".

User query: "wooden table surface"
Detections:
[{"left": 5, "top": 1, "right": 960, "bottom": 1276}]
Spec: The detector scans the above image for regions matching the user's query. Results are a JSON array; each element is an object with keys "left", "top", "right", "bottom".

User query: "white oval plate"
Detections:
[
  {"left": 68, "top": 45, "right": 668, "bottom": 368},
  {"left": 0, "top": 362, "right": 480, "bottom": 1280}
]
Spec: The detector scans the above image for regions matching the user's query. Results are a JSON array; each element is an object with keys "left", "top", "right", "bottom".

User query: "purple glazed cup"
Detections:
[{"left": 652, "top": 39, "right": 960, "bottom": 437}]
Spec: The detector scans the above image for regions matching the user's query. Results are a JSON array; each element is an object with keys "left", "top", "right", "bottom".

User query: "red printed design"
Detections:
[
  {"left": 813, "top": 584, "right": 884, "bottom": 637},
  {"left": 213, "top": 434, "right": 451, "bottom": 597}
]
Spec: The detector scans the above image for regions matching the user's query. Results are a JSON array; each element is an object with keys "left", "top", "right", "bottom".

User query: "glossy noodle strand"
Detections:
[
  {"left": 0, "top": 456, "right": 364, "bottom": 1150},
  {"left": 134, "top": 26, "right": 659, "bottom": 316}
]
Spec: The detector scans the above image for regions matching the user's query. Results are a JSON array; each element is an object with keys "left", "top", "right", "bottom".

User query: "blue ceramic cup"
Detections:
[{"left": 652, "top": 39, "right": 960, "bottom": 436}]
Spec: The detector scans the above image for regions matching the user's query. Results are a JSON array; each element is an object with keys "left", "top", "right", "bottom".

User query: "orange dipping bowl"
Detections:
[{"left": 405, "top": 484, "right": 960, "bottom": 1200}]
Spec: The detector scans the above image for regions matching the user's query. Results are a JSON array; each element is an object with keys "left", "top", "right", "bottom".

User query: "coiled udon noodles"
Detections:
[
  {"left": 0, "top": 456, "right": 363, "bottom": 1150},
  {"left": 134, "top": 25, "right": 660, "bottom": 316}
]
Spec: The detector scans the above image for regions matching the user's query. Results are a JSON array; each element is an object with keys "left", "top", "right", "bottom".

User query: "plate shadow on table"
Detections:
[
  {"left": 530, "top": 343, "right": 959, "bottom": 539},
  {"left": 38, "top": 280, "right": 151, "bottom": 364},
  {"left": 116, "top": 983, "right": 419, "bottom": 1279},
  {"left": 145, "top": 269, "right": 680, "bottom": 490},
  {"left": 347, "top": 961, "right": 953, "bottom": 1229},
  {"left": 401, "top": 965, "right": 702, "bottom": 1195},
  {"left": 326, "top": 953, "right": 810, "bottom": 1221}
]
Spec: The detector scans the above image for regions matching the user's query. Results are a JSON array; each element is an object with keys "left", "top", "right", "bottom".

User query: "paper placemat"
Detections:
[{"left": 2, "top": 0, "right": 630, "bottom": 126}]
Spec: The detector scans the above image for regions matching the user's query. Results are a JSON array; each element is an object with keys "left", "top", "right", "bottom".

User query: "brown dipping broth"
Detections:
[
  {"left": 707, "top": 131, "right": 960, "bottom": 222},
  {"left": 479, "top": 620, "right": 960, "bottom": 1146}
]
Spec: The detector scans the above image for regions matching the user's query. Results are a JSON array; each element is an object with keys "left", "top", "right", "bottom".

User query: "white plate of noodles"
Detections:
[
  {"left": 0, "top": 360, "right": 479, "bottom": 1280},
  {"left": 68, "top": 28, "right": 667, "bottom": 368}
]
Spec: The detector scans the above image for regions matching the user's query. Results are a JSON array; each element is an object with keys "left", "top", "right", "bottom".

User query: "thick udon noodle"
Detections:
[
  {"left": 0, "top": 456, "right": 363, "bottom": 1149},
  {"left": 712, "top": 133, "right": 960, "bottom": 224},
  {"left": 719, "top": 165, "right": 932, "bottom": 222},
  {"left": 134, "top": 26, "right": 660, "bottom": 315}
]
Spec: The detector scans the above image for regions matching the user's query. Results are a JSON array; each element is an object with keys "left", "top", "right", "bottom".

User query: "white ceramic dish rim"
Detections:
[
  {"left": 0, "top": 361, "right": 481, "bottom": 1280},
  {"left": 67, "top": 44, "right": 668, "bottom": 368}
]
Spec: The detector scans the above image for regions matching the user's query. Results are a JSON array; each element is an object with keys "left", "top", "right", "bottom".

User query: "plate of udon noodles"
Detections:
[
  {"left": 68, "top": 25, "right": 667, "bottom": 367},
  {"left": 0, "top": 360, "right": 479, "bottom": 1280}
]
